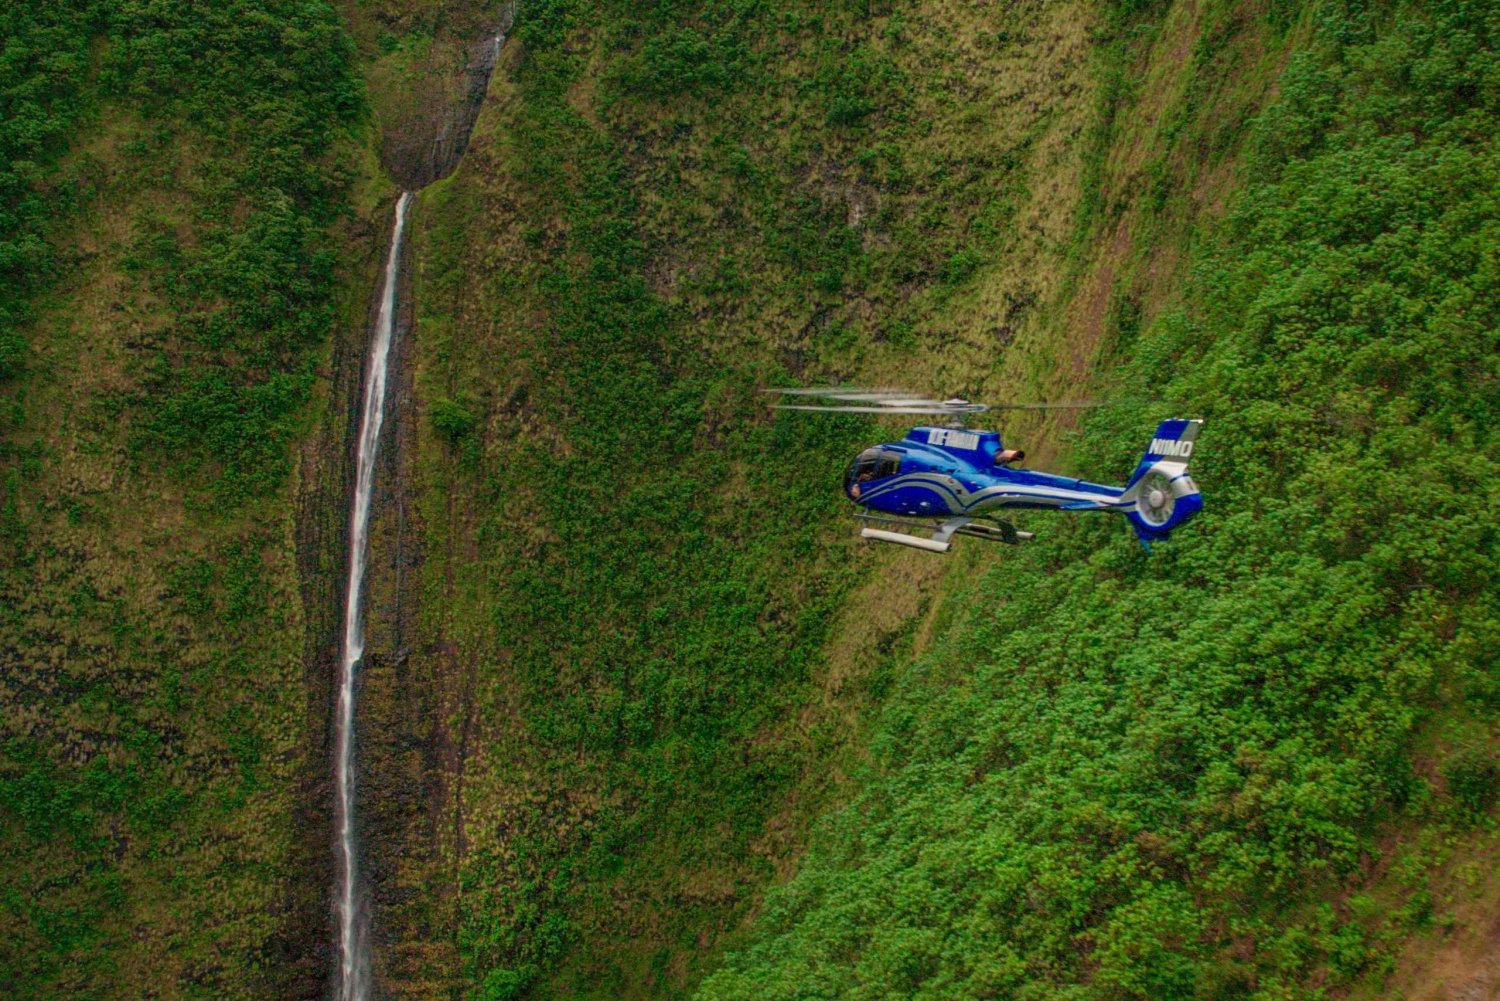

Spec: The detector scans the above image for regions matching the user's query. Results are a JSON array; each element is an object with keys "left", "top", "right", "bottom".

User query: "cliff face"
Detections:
[
  {"left": 4, "top": 1, "right": 1499, "bottom": 999},
  {"left": 696, "top": 3, "right": 1500, "bottom": 998},
  {"left": 0, "top": 3, "right": 377, "bottom": 996},
  {"left": 381, "top": 1, "right": 1500, "bottom": 998},
  {"left": 0, "top": 3, "right": 517, "bottom": 995},
  {"left": 364, "top": 0, "right": 1260, "bottom": 995}
]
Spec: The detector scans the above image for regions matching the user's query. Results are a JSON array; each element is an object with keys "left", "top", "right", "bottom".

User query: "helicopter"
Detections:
[{"left": 771, "top": 388, "right": 1203, "bottom": 553}]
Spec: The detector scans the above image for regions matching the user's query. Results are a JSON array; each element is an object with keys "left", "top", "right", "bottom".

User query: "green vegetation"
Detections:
[
  {"left": 0, "top": 6, "right": 102, "bottom": 377},
  {"left": 4, "top": 0, "right": 1498, "bottom": 997},
  {"left": 3, "top": 3, "right": 361, "bottom": 499},
  {"left": 397, "top": 0, "right": 1105, "bottom": 995},
  {"left": 701, "top": 2, "right": 1500, "bottom": 996},
  {"left": 1, "top": 1, "right": 366, "bottom": 996},
  {"left": 109, "top": 0, "right": 362, "bottom": 503}
]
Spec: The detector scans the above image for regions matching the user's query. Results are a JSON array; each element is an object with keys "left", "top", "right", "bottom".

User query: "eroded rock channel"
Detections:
[{"left": 327, "top": 13, "right": 512, "bottom": 999}]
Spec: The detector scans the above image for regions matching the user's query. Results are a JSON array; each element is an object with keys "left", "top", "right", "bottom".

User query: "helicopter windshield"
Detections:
[{"left": 845, "top": 448, "right": 901, "bottom": 499}]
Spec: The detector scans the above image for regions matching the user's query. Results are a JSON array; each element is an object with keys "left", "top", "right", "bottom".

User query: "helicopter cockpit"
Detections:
[{"left": 845, "top": 447, "right": 902, "bottom": 500}]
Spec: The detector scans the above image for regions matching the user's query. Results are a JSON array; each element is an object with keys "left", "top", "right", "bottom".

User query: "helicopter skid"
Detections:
[
  {"left": 856, "top": 513, "right": 1033, "bottom": 553},
  {"left": 861, "top": 527, "right": 955, "bottom": 553}
]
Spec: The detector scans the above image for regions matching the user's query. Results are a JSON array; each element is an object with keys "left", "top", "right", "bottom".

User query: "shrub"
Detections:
[
  {"left": 1445, "top": 748, "right": 1498, "bottom": 818},
  {"left": 430, "top": 395, "right": 479, "bottom": 446}
]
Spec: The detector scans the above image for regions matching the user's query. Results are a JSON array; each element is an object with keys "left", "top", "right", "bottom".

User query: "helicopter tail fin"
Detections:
[{"left": 1121, "top": 419, "right": 1203, "bottom": 542}]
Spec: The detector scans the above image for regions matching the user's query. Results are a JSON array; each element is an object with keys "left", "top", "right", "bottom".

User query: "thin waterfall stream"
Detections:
[
  {"left": 335, "top": 189, "right": 411, "bottom": 1001},
  {"left": 332, "top": 15, "right": 511, "bottom": 999}
]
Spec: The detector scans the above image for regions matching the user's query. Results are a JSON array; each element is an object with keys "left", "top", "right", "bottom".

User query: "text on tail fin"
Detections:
[
  {"left": 1125, "top": 419, "right": 1203, "bottom": 493},
  {"left": 1148, "top": 436, "right": 1195, "bottom": 459},
  {"left": 1143, "top": 418, "right": 1203, "bottom": 463}
]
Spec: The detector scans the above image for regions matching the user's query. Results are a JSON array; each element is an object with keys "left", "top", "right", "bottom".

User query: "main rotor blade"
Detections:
[
  {"left": 773, "top": 404, "right": 990, "bottom": 415},
  {"left": 769, "top": 387, "right": 942, "bottom": 406},
  {"left": 767, "top": 387, "right": 1102, "bottom": 412}
]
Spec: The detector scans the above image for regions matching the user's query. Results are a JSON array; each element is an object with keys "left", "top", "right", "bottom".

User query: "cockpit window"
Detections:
[
  {"left": 847, "top": 447, "right": 880, "bottom": 480},
  {"left": 845, "top": 448, "right": 902, "bottom": 498}
]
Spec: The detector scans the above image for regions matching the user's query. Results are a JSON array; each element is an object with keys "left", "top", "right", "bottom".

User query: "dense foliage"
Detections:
[
  {"left": 426, "top": 4, "right": 881, "bottom": 994},
  {"left": 5, "top": 0, "right": 1498, "bottom": 997},
  {"left": 701, "top": 2, "right": 1500, "bottom": 997},
  {"left": 0, "top": 2, "right": 362, "bottom": 996},
  {"left": 2, "top": 1, "right": 359, "bottom": 501},
  {"left": 108, "top": 0, "right": 362, "bottom": 502},
  {"left": 0, "top": 5, "right": 103, "bottom": 377},
  {"left": 402, "top": 0, "right": 1099, "bottom": 995}
]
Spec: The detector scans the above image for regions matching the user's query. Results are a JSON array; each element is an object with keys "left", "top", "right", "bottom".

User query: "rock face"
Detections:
[
  {"left": 289, "top": 256, "right": 363, "bottom": 1000},
  {"left": 353, "top": 222, "right": 462, "bottom": 996},
  {"left": 327, "top": 11, "right": 513, "bottom": 996},
  {"left": 289, "top": 194, "right": 401, "bottom": 999},
  {"left": 379, "top": 10, "right": 515, "bottom": 191}
]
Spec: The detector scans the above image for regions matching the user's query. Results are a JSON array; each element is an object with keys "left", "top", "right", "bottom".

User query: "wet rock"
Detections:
[{"left": 381, "top": 11, "right": 514, "bottom": 190}]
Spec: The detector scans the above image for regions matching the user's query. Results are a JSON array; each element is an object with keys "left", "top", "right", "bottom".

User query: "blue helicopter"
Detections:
[{"left": 772, "top": 388, "right": 1203, "bottom": 553}]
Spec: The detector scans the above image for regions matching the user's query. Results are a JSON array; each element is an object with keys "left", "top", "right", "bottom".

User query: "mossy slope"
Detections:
[
  {"left": 3, "top": 0, "right": 1498, "bottom": 998},
  {"left": 702, "top": 2, "right": 1500, "bottom": 997},
  {"left": 0, "top": 3, "right": 378, "bottom": 996},
  {"left": 400, "top": 0, "right": 1500, "bottom": 998},
  {"left": 392, "top": 0, "right": 1111, "bottom": 996}
]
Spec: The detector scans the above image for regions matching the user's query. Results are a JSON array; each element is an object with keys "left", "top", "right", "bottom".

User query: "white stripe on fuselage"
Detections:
[{"left": 860, "top": 473, "right": 1130, "bottom": 511}]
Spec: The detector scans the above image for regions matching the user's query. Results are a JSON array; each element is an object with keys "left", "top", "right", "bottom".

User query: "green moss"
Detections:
[
  {"left": 1445, "top": 749, "right": 1499, "bottom": 819},
  {"left": 404, "top": 0, "right": 1106, "bottom": 995}
]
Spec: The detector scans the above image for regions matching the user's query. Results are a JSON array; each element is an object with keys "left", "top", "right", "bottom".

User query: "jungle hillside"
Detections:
[{"left": 2, "top": 1, "right": 1497, "bottom": 1000}]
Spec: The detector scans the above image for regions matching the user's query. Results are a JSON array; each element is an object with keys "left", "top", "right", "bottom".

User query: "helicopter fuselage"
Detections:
[{"left": 846, "top": 427, "right": 1134, "bottom": 520}]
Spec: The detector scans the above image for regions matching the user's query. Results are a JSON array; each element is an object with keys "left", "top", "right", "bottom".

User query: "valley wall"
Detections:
[
  {"left": 364, "top": 0, "right": 1288, "bottom": 996},
  {"left": 2, "top": 1, "right": 1497, "bottom": 999}
]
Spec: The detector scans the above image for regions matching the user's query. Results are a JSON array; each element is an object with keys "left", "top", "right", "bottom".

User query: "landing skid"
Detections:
[{"left": 856, "top": 513, "right": 1034, "bottom": 553}]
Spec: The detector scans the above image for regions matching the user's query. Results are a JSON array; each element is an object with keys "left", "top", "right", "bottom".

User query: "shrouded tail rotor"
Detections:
[
  {"left": 1123, "top": 419, "right": 1204, "bottom": 542},
  {"left": 1135, "top": 470, "right": 1178, "bottom": 527}
]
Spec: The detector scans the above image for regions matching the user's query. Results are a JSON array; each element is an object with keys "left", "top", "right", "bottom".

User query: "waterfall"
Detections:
[
  {"left": 330, "top": 14, "right": 512, "bottom": 995},
  {"left": 335, "top": 189, "right": 412, "bottom": 1001}
]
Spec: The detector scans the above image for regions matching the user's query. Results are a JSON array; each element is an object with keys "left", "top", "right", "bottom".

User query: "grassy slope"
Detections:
[
  {"left": 0, "top": 3, "right": 379, "bottom": 996},
  {"left": 3, "top": 1, "right": 1495, "bottom": 998},
  {"left": 700, "top": 1, "right": 1500, "bottom": 998},
  {"left": 396, "top": 0, "right": 1118, "bottom": 997}
]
